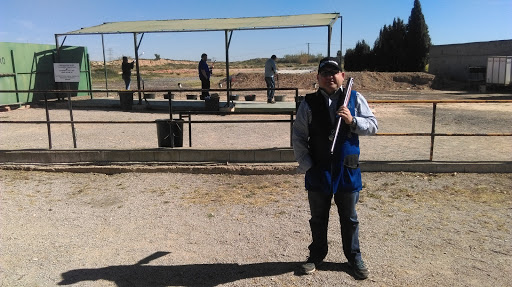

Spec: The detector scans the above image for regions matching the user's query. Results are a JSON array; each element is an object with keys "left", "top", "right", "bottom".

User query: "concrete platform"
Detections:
[
  {"left": 1, "top": 148, "right": 510, "bottom": 174},
  {"left": 61, "top": 96, "right": 297, "bottom": 113}
]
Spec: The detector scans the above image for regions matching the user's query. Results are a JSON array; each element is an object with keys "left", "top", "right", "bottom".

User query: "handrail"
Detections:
[
  {"left": 0, "top": 89, "right": 511, "bottom": 161},
  {"left": 0, "top": 88, "right": 298, "bottom": 93},
  {"left": 367, "top": 100, "right": 512, "bottom": 160}
]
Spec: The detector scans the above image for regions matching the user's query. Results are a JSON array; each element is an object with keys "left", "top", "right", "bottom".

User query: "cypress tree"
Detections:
[
  {"left": 406, "top": 0, "right": 431, "bottom": 71},
  {"left": 373, "top": 18, "right": 407, "bottom": 71}
]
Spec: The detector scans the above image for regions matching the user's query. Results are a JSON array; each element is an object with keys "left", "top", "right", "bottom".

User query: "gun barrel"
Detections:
[{"left": 330, "top": 78, "right": 354, "bottom": 154}]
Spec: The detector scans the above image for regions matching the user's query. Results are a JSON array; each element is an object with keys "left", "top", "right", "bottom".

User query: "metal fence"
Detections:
[{"left": 1, "top": 88, "right": 511, "bottom": 161}]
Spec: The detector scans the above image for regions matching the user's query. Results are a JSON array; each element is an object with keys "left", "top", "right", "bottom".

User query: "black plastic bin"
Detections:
[
  {"left": 156, "top": 119, "right": 184, "bottom": 147},
  {"left": 204, "top": 96, "right": 220, "bottom": 111},
  {"left": 119, "top": 92, "right": 134, "bottom": 111}
]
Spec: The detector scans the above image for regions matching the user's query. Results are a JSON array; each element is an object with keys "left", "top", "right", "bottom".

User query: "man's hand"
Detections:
[{"left": 337, "top": 106, "right": 353, "bottom": 124}]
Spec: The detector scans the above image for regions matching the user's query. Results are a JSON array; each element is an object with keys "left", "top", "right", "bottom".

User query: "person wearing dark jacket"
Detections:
[
  {"left": 198, "top": 53, "right": 214, "bottom": 99},
  {"left": 121, "top": 56, "right": 135, "bottom": 90},
  {"left": 292, "top": 57, "right": 378, "bottom": 279},
  {"left": 264, "top": 55, "right": 278, "bottom": 103}
]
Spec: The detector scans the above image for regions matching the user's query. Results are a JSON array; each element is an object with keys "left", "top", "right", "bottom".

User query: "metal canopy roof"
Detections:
[
  {"left": 55, "top": 13, "right": 342, "bottom": 106},
  {"left": 58, "top": 13, "right": 340, "bottom": 35}
]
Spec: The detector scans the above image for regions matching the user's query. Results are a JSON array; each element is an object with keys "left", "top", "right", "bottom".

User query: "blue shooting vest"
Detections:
[{"left": 304, "top": 90, "right": 362, "bottom": 194}]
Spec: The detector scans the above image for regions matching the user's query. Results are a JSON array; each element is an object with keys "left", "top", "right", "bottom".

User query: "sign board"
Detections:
[{"left": 53, "top": 63, "right": 80, "bottom": 82}]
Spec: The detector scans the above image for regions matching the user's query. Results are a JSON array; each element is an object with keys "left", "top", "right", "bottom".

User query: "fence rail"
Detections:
[{"left": 1, "top": 89, "right": 511, "bottom": 161}]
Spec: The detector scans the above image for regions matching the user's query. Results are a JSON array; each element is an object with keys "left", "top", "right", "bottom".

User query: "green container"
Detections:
[{"left": 0, "top": 42, "right": 91, "bottom": 105}]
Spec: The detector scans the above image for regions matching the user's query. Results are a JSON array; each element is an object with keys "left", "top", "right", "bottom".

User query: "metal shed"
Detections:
[{"left": 55, "top": 13, "right": 342, "bottom": 103}]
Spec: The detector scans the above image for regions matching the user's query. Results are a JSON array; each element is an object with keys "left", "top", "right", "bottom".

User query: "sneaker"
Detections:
[
  {"left": 267, "top": 99, "right": 276, "bottom": 104},
  {"left": 300, "top": 259, "right": 323, "bottom": 275},
  {"left": 348, "top": 260, "right": 369, "bottom": 280}
]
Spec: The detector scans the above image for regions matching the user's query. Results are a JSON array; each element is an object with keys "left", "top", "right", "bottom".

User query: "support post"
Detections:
[
  {"left": 327, "top": 25, "right": 332, "bottom": 57},
  {"left": 66, "top": 83, "right": 78, "bottom": 148},
  {"left": 101, "top": 34, "right": 109, "bottom": 97},
  {"left": 10, "top": 50, "right": 20, "bottom": 104},
  {"left": 225, "top": 30, "right": 232, "bottom": 106},
  {"left": 44, "top": 93, "right": 52, "bottom": 149},
  {"left": 339, "top": 16, "right": 343, "bottom": 67},
  {"left": 188, "top": 113, "right": 192, "bottom": 147},
  {"left": 134, "top": 33, "right": 142, "bottom": 104},
  {"left": 429, "top": 103, "right": 437, "bottom": 161}
]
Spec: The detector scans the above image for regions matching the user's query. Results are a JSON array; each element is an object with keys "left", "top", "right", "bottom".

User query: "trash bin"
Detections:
[
  {"left": 204, "top": 95, "right": 220, "bottom": 111},
  {"left": 156, "top": 119, "right": 184, "bottom": 148},
  {"left": 119, "top": 92, "right": 134, "bottom": 111}
]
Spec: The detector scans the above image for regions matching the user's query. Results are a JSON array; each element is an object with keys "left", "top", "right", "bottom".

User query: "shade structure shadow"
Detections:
[{"left": 58, "top": 252, "right": 299, "bottom": 287}]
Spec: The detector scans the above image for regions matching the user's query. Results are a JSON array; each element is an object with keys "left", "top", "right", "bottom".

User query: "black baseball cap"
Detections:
[{"left": 318, "top": 57, "right": 342, "bottom": 72}]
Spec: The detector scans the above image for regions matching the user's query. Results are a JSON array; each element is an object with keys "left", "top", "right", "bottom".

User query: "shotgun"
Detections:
[{"left": 330, "top": 77, "right": 354, "bottom": 154}]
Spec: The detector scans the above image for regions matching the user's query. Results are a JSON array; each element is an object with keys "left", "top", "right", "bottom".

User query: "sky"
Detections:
[{"left": 1, "top": 0, "right": 511, "bottom": 62}]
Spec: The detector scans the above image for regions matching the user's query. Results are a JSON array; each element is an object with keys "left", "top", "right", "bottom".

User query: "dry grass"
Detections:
[{"left": 182, "top": 176, "right": 299, "bottom": 206}]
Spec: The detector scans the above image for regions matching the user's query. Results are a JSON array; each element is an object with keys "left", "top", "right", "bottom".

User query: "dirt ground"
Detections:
[
  {"left": 101, "top": 59, "right": 441, "bottom": 90},
  {"left": 1, "top": 170, "right": 511, "bottom": 287},
  {"left": 91, "top": 58, "right": 452, "bottom": 95},
  {"left": 224, "top": 71, "right": 438, "bottom": 92}
]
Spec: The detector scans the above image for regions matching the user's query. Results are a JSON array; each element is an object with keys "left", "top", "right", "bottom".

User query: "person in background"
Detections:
[
  {"left": 121, "top": 56, "right": 135, "bottom": 90},
  {"left": 292, "top": 57, "right": 378, "bottom": 280},
  {"left": 198, "top": 53, "right": 214, "bottom": 99},
  {"left": 264, "top": 55, "right": 278, "bottom": 103}
]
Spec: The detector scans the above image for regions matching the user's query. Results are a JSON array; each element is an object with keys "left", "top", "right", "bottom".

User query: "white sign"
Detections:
[{"left": 54, "top": 63, "right": 80, "bottom": 82}]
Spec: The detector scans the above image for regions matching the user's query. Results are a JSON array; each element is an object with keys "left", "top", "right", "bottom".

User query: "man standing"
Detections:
[
  {"left": 198, "top": 53, "right": 213, "bottom": 99},
  {"left": 121, "top": 56, "right": 135, "bottom": 90},
  {"left": 264, "top": 55, "right": 278, "bottom": 103},
  {"left": 292, "top": 57, "right": 378, "bottom": 280}
]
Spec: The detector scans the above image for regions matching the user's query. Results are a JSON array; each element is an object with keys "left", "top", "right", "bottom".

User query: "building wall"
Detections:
[{"left": 429, "top": 40, "right": 512, "bottom": 82}]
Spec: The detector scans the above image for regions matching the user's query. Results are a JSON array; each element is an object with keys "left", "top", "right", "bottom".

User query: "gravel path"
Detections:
[{"left": 1, "top": 170, "right": 510, "bottom": 286}]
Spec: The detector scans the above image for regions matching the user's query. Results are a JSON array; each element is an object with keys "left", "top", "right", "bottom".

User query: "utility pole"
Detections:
[
  {"left": 107, "top": 48, "right": 113, "bottom": 61},
  {"left": 307, "top": 43, "right": 310, "bottom": 55}
]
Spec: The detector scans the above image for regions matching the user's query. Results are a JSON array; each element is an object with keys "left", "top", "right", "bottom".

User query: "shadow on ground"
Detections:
[
  {"left": 58, "top": 252, "right": 305, "bottom": 287},
  {"left": 466, "top": 95, "right": 512, "bottom": 100}
]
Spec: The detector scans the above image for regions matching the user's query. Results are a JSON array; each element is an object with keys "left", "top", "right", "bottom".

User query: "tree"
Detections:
[
  {"left": 344, "top": 0, "right": 431, "bottom": 72},
  {"left": 373, "top": 18, "right": 407, "bottom": 71},
  {"left": 154, "top": 54, "right": 161, "bottom": 60},
  {"left": 344, "top": 40, "right": 371, "bottom": 71},
  {"left": 406, "top": 0, "right": 431, "bottom": 71},
  {"left": 344, "top": 48, "right": 356, "bottom": 71},
  {"left": 298, "top": 53, "right": 310, "bottom": 64}
]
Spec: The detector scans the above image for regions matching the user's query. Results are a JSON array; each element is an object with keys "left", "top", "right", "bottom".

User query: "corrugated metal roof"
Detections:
[{"left": 59, "top": 13, "right": 340, "bottom": 35}]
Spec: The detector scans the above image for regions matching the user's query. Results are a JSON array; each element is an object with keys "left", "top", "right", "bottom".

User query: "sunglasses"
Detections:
[{"left": 319, "top": 69, "right": 340, "bottom": 77}]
